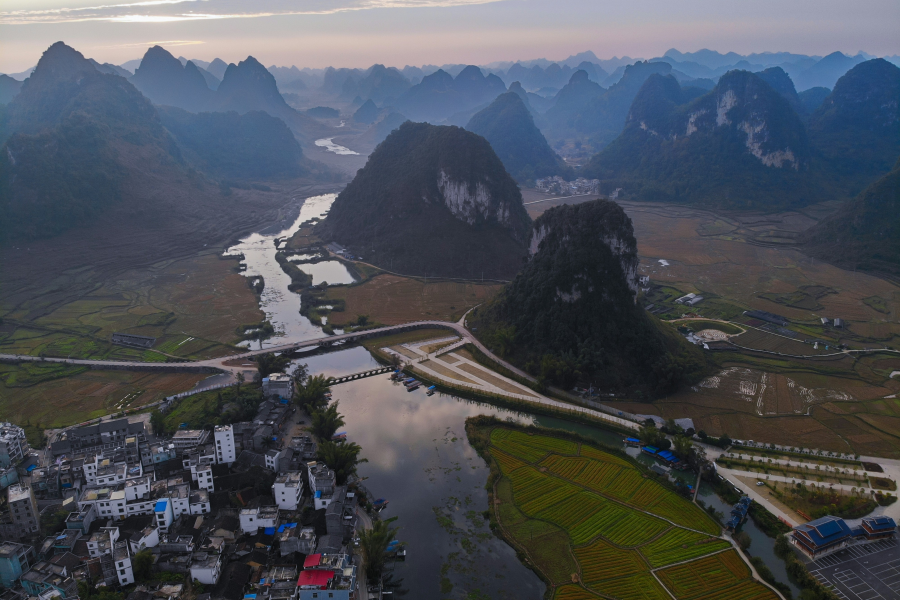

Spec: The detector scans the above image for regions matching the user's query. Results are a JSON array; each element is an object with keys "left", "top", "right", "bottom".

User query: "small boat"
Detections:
[
  {"left": 331, "top": 431, "right": 347, "bottom": 441},
  {"left": 426, "top": 385, "right": 436, "bottom": 396},
  {"left": 395, "top": 549, "right": 407, "bottom": 560},
  {"left": 407, "top": 383, "right": 420, "bottom": 392},
  {"left": 403, "top": 379, "right": 419, "bottom": 388}
]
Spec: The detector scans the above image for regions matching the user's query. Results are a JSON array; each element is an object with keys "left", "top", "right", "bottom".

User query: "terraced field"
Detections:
[{"left": 473, "top": 423, "right": 779, "bottom": 600}]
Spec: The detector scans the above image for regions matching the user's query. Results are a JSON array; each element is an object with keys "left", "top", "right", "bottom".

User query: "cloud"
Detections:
[
  {"left": 0, "top": 0, "right": 504, "bottom": 25},
  {"left": 96, "top": 39, "right": 205, "bottom": 48}
]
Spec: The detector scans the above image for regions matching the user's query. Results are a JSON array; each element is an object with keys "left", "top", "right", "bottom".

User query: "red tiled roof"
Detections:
[{"left": 297, "top": 570, "right": 334, "bottom": 588}]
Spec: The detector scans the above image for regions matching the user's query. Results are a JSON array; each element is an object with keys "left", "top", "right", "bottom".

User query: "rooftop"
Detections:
[
  {"left": 274, "top": 472, "right": 303, "bottom": 488},
  {"left": 7, "top": 484, "right": 32, "bottom": 504}
]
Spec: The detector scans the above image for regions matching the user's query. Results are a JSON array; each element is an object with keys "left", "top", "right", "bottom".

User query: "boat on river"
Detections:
[{"left": 426, "top": 386, "right": 436, "bottom": 396}]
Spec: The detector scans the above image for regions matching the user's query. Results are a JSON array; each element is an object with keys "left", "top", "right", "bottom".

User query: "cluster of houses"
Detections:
[
  {"left": 534, "top": 176, "right": 602, "bottom": 195},
  {"left": 0, "top": 393, "right": 365, "bottom": 600}
]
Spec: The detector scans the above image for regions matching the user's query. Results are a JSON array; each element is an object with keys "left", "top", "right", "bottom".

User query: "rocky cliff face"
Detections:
[
  {"left": 319, "top": 121, "right": 531, "bottom": 278},
  {"left": 582, "top": 70, "right": 819, "bottom": 208},
  {"left": 628, "top": 71, "right": 808, "bottom": 170}
]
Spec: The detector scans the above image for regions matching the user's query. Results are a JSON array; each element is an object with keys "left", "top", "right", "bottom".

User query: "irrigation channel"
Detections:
[{"left": 220, "top": 192, "right": 798, "bottom": 598}]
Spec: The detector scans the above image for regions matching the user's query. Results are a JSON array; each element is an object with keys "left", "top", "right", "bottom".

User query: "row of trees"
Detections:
[{"left": 291, "top": 360, "right": 399, "bottom": 586}]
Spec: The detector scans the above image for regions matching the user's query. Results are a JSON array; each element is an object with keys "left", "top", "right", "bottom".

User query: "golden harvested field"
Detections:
[
  {"left": 324, "top": 274, "right": 500, "bottom": 326},
  {"left": 0, "top": 366, "right": 206, "bottom": 428},
  {"left": 526, "top": 197, "right": 900, "bottom": 456},
  {"left": 1, "top": 253, "right": 263, "bottom": 360}
]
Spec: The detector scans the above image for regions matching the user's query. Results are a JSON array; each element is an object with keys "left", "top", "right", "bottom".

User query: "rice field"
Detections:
[{"left": 478, "top": 424, "right": 776, "bottom": 599}]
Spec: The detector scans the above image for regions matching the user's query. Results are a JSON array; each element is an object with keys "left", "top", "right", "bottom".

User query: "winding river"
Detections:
[{"left": 224, "top": 194, "right": 797, "bottom": 598}]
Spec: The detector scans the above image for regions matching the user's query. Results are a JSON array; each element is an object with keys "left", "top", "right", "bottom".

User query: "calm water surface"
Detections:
[
  {"left": 307, "top": 353, "right": 545, "bottom": 599},
  {"left": 315, "top": 137, "right": 359, "bottom": 155},
  {"left": 294, "top": 260, "right": 357, "bottom": 285},
  {"left": 224, "top": 194, "right": 336, "bottom": 347}
]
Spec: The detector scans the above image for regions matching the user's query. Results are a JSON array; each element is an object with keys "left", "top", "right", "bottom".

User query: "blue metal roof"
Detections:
[
  {"left": 315, "top": 490, "right": 322, "bottom": 498},
  {"left": 154, "top": 500, "right": 168, "bottom": 512},
  {"left": 626, "top": 438, "right": 640, "bottom": 443},
  {"left": 795, "top": 516, "right": 853, "bottom": 548},
  {"left": 264, "top": 527, "right": 275, "bottom": 535},
  {"left": 863, "top": 516, "right": 897, "bottom": 532},
  {"left": 643, "top": 446, "right": 659, "bottom": 454}
]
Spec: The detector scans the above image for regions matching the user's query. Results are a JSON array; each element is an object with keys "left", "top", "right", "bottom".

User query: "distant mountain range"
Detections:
[
  {"left": 318, "top": 121, "right": 531, "bottom": 279},
  {"left": 0, "top": 43, "right": 183, "bottom": 241},
  {"left": 393, "top": 66, "right": 507, "bottom": 123},
  {"left": 0, "top": 42, "right": 325, "bottom": 242},
  {"left": 580, "top": 69, "right": 816, "bottom": 208}
]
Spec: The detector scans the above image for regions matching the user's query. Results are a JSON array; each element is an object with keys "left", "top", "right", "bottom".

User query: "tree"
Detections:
[
  {"left": 356, "top": 315, "right": 369, "bottom": 326},
  {"left": 672, "top": 435, "right": 693, "bottom": 460},
  {"left": 295, "top": 374, "right": 334, "bottom": 411},
  {"left": 359, "top": 517, "right": 399, "bottom": 583},
  {"left": 310, "top": 402, "right": 345, "bottom": 441},
  {"left": 493, "top": 325, "right": 516, "bottom": 357},
  {"left": 291, "top": 363, "right": 309, "bottom": 386},
  {"left": 236, "top": 371, "right": 245, "bottom": 393},
  {"left": 639, "top": 424, "right": 662, "bottom": 447},
  {"left": 734, "top": 530, "right": 752, "bottom": 551},
  {"left": 133, "top": 548, "right": 154, "bottom": 581},
  {"left": 317, "top": 440, "right": 367, "bottom": 484},
  {"left": 41, "top": 509, "right": 69, "bottom": 537},
  {"left": 255, "top": 352, "right": 291, "bottom": 379},
  {"left": 149, "top": 410, "right": 166, "bottom": 435}
]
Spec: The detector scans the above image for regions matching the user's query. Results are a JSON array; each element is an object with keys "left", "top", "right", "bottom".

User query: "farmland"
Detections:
[
  {"left": 468, "top": 419, "right": 778, "bottom": 599},
  {"left": 525, "top": 197, "right": 900, "bottom": 456},
  {"left": 324, "top": 273, "right": 500, "bottom": 327}
]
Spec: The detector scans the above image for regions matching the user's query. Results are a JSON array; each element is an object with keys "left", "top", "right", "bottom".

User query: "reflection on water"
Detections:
[
  {"left": 225, "top": 194, "right": 336, "bottom": 347},
  {"left": 698, "top": 481, "right": 802, "bottom": 597},
  {"left": 315, "top": 137, "right": 359, "bottom": 155},
  {"left": 294, "top": 260, "right": 356, "bottom": 285},
  {"left": 305, "top": 351, "right": 544, "bottom": 598},
  {"left": 301, "top": 347, "right": 737, "bottom": 598}
]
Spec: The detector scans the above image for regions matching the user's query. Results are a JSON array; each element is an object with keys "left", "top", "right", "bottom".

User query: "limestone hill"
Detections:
[
  {"left": 470, "top": 199, "right": 707, "bottom": 394},
  {"left": 318, "top": 122, "right": 531, "bottom": 279}
]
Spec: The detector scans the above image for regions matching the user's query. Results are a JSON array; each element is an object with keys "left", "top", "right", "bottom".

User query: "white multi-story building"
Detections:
[
  {"left": 214, "top": 426, "right": 236, "bottom": 465},
  {"left": 307, "top": 463, "right": 337, "bottom": 510},
  {"left": 239, "top": 506, "right": 278, "bottom": 534},
  {"left": 128, "top": 524, "right": 159, "bottom": 554},
  {"left": 190, "top": 553, "right": 222, "bottom": 585},
  {"left": 87, "top": 527, "right": 120, "bottom": 558},
  {"left": 273, "top": 472, "right": 303, "bottom": 511},
  {"left": 154, "top": 498, "right": 174, "bottom": 533},
  {"left": 172, "top": 430, "right": 210, "bottom": 451},
  {"left": 0, "top": 423, "right": 28, "bottom": 469},
  {"left": 114, "top": 541, "right": 134, "bottom": 586},
  {"left": 7, "top": 484, "right": 39, "bottom": 538}
]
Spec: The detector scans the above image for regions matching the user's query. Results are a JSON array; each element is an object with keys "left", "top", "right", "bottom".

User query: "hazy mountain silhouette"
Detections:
[
  {"left": 466, "top": 92, "right": 570, "bottom": 182},
  {"left": 394, "top": 66, "right": 506, "bottom": 122},
  {"left": 130, "top": 46, "right": 213, "bottom": 112}
]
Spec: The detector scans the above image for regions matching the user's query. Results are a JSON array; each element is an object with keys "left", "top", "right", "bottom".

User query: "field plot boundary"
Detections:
[{"left": 471, "top": 420, "right": 784, "bottom": 600}]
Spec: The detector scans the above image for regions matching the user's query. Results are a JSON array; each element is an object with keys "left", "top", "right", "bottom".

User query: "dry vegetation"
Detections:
[
  {"left": 522, "top": 198, "right": 900, "bottom": 457},
  {"left": 0, "top": 366, "right": 206, "bottom": 428},
  {"left": 324, "top": 273, "right": 501, "bottom": 326}
]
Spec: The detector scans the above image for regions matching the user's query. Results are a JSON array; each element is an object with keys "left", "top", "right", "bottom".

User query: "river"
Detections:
[
  {"left": 227, "top": 201, "right": 796, "bottom": 599},
  {"left": 224, "top": 193, "right": 337, "bottom": 347}
]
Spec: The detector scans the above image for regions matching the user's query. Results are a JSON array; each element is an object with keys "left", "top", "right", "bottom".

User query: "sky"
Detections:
[{"left": 1, "top": 0, "right": 899, "bottom": 74}]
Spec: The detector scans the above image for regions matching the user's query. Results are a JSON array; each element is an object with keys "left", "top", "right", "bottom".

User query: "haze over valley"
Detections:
[{"left": 1, "top": 3, "right": 900, "bottom": 600}]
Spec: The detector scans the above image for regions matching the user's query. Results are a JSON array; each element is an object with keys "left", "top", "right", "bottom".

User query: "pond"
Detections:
[
  {"left": 292, "top": 260, "right": 357, "bottom": 285},
  {"left": 224, "top": 194, "right": 337, "bottom": 348}
]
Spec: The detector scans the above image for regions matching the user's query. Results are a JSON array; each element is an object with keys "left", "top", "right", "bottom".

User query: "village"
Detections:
[{"left": 0, "top": 372, "right": 386, "bottom": 600}]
